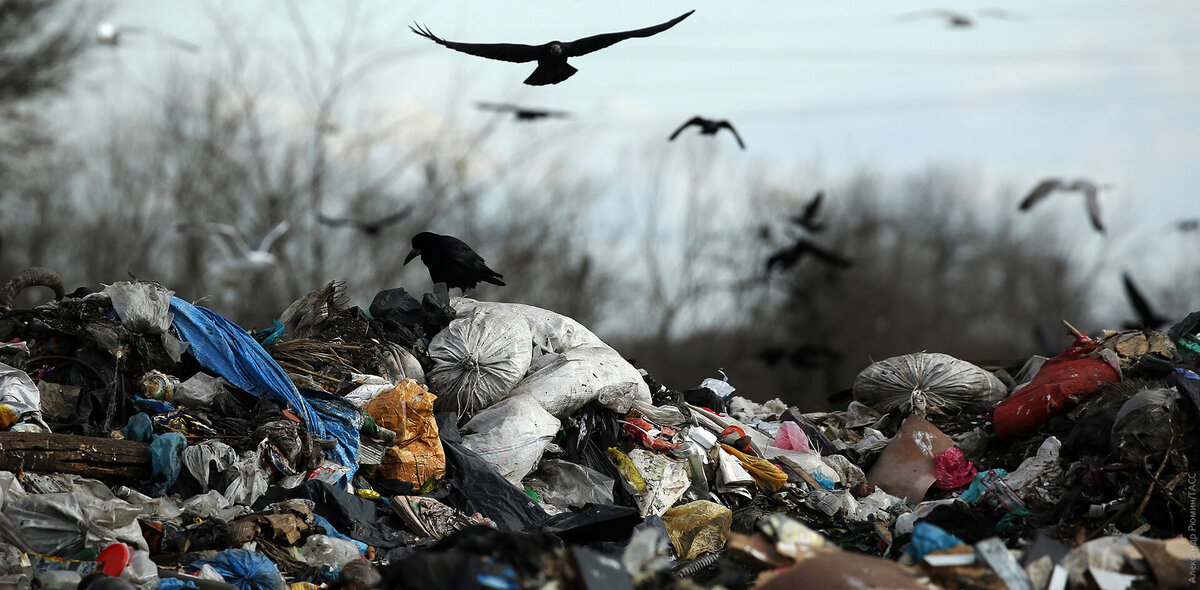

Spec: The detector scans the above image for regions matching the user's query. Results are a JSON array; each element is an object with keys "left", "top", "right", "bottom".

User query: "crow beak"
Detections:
[{"left": 403, "top": 249, "right": 420, "bottom": 265}]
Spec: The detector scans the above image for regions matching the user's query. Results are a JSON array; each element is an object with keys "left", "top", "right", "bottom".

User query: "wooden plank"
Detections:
[{"left": 0, "top": 432, "right": 151, "bottom": 478}]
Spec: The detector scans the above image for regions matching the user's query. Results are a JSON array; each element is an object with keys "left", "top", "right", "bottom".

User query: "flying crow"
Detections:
[
  {"left": 404, "top": 232, "right": 506, "bottom": 291},
  {"left": 318, "top": 206, "right": 414, "bottom": 237},
  {"left": 669, "top": 116, "right": 745, "bottom": 149},
  {"left": 766, "top": 238, "right": 852, "bottom": 272},
  {"left": 1018, "top": 178, "right": 1107, "bottom": 233},
  {"left": 789, "top": 191, "right": 827, "bottom": 233},
  {"left": 476, "top": 102, "right": 570, "bottom": 122},
  {"left": 1122, "top": 273, "right": 1169, "bottom": 329},
  {"left": 896, "top": 9, "right": 1024, "bottom": 28},
  {"left": 410, "top": 10, "right": 694, "bottom": 86}
]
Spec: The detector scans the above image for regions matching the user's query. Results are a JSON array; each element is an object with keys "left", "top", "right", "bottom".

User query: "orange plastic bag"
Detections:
[
  {"left": 365, "top": 379, "right": 446, "bottom": 487},
  {"left": 721, "top": 443, "right": 787, "bottom": 493}
]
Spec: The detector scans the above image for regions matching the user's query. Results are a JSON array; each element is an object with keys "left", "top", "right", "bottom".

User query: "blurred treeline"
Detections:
[{"left": 0, "top": 1, "right": 1166, "bottom": 409}]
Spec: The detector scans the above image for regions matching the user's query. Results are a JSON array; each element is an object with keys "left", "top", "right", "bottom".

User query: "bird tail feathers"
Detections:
[{"left": 524, "top": 62, "right": 577, "bottom": 86}]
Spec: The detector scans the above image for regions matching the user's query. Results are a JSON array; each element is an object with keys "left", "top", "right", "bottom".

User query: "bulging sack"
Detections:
[
  {"left": 853, "top": 352, "right": 1007, "bottom": 415},
  {"left": 427, "top": 307, "right": 533, "bottom": 418}
]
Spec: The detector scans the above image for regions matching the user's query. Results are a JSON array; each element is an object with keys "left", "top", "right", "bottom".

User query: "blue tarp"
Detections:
[
  {"left": 169, "top": 298, "right": 357, "bottom": 478},
  {"left": 188, "top": 549, "right": 285, "bottom": 590}
]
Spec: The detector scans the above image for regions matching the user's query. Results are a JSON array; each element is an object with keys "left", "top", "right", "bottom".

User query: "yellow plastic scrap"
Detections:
[
  {"left": 662, "top": 500, "right": 733, "bottom": 560},
  {"left": 365, "top": 379, "right": 446, "bottom": 488},
  {"left": 721, "top": 443, "right": 787, "bottom": 493},
  {"left": 607, "top": 447, "right": 647, "bottom": 493},
  {"left": 0, "top": 405, "right": 17, "bottom": 430}
]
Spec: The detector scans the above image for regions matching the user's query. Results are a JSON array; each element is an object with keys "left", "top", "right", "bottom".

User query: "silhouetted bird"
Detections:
[
  {"left": 766, "top": 238, "right": 852, "bottom": 272},
  {"left": 1176, "top": 218, "right": 1200, "bottom": 232},
  {"left": 669, "top": 116, "right": 745, "bottom": 149},
  {"left": 1018, "top": 178, "right": 1107, "bottom": 233},
  {"left": 1122, "top": 273, "right": 1169, "bottom": 329},
  {"left": 896, "top": 9, "right": 1024, "bottom": 28},
  {"left": 404, "top": 232, "right": 506, "bottom": 291},
  {"left": 410, "top": 10, "right": 694, "bottom": 86},
  {"left": 317, "top": 206, "right": 414, "bottom": 237},
  {"left": 476, "top": 102, "right": 570, "bottom": 121},
  {"left": 789, "top": 191, "right": 827, "bottom": 233}
]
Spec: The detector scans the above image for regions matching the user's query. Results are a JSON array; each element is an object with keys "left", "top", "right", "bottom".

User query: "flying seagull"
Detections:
[
  {"left": 1122, "top": 273, "right": 1169, "bottom": 329},
  {"left": 96, "top": 21, "right": 199, "bottom": 53},
  {"left": 180, "top": 221, "right": 290, "bottom": 273},
  {"left": 669, "top": 117, "right": 746, "bottom": 149},
  {"left": 766, "top": 238, "right": 852, "bottom": 272},
  {"left": 410, "top": 10, "right": 694, "bottom": 86},
  {"left": 1018, "top": 178, "right": 1107, "bottom": 233},
  {"left": 317, "top": 206, "right": 414, "bottom": 237},
  {"left": 789, "top": 191, "right": 827, "bottom": 233},
  {"left": 896, "top": 9, "right": 1025, "bottom": 28},
  {"left": 404, "top": 232, "right": 505, "bottom": 292},
  {"left": 476, "top": 102, "right": 570, "bottom": 122}
]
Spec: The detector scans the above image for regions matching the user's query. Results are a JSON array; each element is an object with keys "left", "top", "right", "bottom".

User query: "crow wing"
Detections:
[
  {"left": 801, "top": 240, "right": 853, "bottom": 268},
  {"left": 802, "top": 191, "right": 824, "bottom": 222},
  {"left": 669, "top": 117, "right": 704, "bottom": 141},
  {"left": 716, "top": 120, "right": 746, "bottom": 149},
  {"left": 1018, "top": 178, "right": 1062, "bottom": 210},
  {"left": 369, "top": 205, "right": 415, "bottom": 228},
  {"left": 410, "top": 24, "right": 543, "bottom": 63},
  {"left": 317, "top": 212, "right": 354, "bottom": 228},
  {"left": 1078, "top": 181, "right": 1105, "bottom": 232},
  {"left": 565, "top": 10, "right": 695, "bottom": 57}
]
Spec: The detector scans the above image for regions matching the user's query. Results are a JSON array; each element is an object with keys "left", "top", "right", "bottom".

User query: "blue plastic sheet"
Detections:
[
  {"left": 908, "top": 521, "right": 964, "bottom": 560},
  {"left": 188, "top": 549, "right": 285, "bottom": 590},
  {"left": 121, "top": 413, "right": 154, "bottom": 443},
  {"left": 150, "top": 432, "right": 187, "bottom": 494},
  {"left": 300, "top": 389, "right": 360, "bottom": 481},
  {"left": 960, "top": 468, "right": 1009, "bottom": 504},
  {"left": 156, "top": 578, "right": 199, "bottom": 590}
]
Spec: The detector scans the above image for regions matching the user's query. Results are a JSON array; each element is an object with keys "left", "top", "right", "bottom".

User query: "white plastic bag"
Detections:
[
  {"left": 299, "top": 534, "right": 361, "bottom": 570},
  {"left": 461, "top": 394, "right": 560, "bottom": 488},
  {"left": 427, "top": 308, "right": 533, "bottom": 418},
  {"left": 173, "top": 373, "right": 228, "bottom": 409},
  {"left": 852, "top": 352, "right": 1008, "bottom": 415},
  {"left": 508, "top": 344, "right": 651, "bottom": 417},
  {"left": 102, "top": 281, "right": 174, "bottom": 334},
  {"left": 3, "top": 492, "right": 147, "bottom": 555},
  {"left": 0, "top": 362, "right": 41, "bottom": 418},
  {"left": 452, "top": 298, "right": 603, "bottom": 355}
]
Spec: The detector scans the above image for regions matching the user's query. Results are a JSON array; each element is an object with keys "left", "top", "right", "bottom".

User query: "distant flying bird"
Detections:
[
  {"left": 410, "top": 10, "right": 694, "bottom": 86},
  {"left": 1018, "top": 178, "right": 1107, "bottom": 233},
  {"left": 1176, "top": 219, "right": 1200, "bottom": 232},
  {"left": 476, "top": 102, "right": 570, "bottom": 122},
  {"left": 896, "top": 9, "right": 1025, "bottom": 28},
  {"left": 789, "top": 191, "right": 827, "bottom": 233},
  {"left": 181, "top": 221, "right": 290, "bottom": 273},
  {"left": 766, "top": 238, "right": 852, "bottom": 272},
  {"left": 404, "top": 232, "right": 506, "bottom": 291},
  {"left": 668, "top": 117, "right": 746, "bottom": 149},
  {"left": 96, "top": 21, "right": 199, "bottom": 53},
  {"left": 317, "top": 206, "right": 414, "bottom": 237},
  {"left": 1122, "top": 273, "right": 1169, "bottom": 329}
]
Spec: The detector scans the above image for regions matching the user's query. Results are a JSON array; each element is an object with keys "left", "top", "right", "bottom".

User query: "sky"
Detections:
[{"left": 78, "top": 0, "right": 1200, "bottom": 320}]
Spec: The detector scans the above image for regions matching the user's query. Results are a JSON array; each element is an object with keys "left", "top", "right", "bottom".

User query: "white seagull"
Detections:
[
  {"left": 1018, "top": 178, "right": 1108, "bottom": 233},
  {"left": 185, "top": 221, "right": 291, "bottom": 273}
]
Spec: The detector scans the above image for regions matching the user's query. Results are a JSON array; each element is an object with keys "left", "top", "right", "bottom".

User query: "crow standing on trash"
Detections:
[
  {"left": 668, "top": 116, "right": 746, "bottom": 149},
  {"left": 405, "top": 232, "right": 506, "bottom": 292},
  {"left": 411, "top": 10, "right": 694, "bottom": 86}
]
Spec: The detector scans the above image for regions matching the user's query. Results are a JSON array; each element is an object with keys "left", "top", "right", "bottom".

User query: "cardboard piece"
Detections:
[{"left": 866, "top": 415, "right": 954, "bottom": 504}]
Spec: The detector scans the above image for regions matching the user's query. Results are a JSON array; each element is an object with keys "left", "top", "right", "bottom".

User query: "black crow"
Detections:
[
  {"left": 1122, "top": 273, "right": 1169, "bottom": 329},
  {"left": 476, "top": 102, "right": 570, "bottom": 122},
  {"left": 410, "top": 10, "right": 694, "bottom": 86},
  {"left": 668, "top": 116, "right": 745, "bottom": 149},
  {"left": 1176, "top": 219, "right": 1200, "bottom": 232},
  {"left": 404, "top": 232, "right": 506, "bottom": 291},
  {"left": 896, "top": 9, "right": 1024, "bottom": 29},
  {"left": 1018, "top": 178, "right": 1107, "bottom": 233},
  {"left": 766, "top": 238, "right": 852, "bottom": 272},
  {"left": 317, "top": 206, "right": 414, "bottom": 237},
  {"left": 789, "top": 191, "right": 827, "bottom": 233}
]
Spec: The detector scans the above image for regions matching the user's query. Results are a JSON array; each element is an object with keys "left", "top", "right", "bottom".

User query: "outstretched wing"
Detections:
[
  {"left": 669, "top": 117, "right": 703, "bottom": 141},
  {"left": 253, "top": 221, "right": 290, "bottom": 252},
  {"left": 801, "top": 240, "right": 853, "bottom": 269},
  {"left": 476, "top": 102, "right": 518, "bottom": 113},
  {"left": 566, "top": 10, "right": 695, "bottom": 57},
  {"left": 716, "top": 120, "right": 746, "bottom": 149},
  {"left": 1018, "top": 178, "right": 1061, "bottom": 211},
  {"left": 1078, "top": 181, "right": 1105, "bottom": 232},
  {"left": 802, "top": 191, "right": 824, "bottom": 222},
  {"left": 978, "top": 8, "right": 1026, "bottom": 21},
  {"left": 410, "top": 24, "right": 543, "bottom": 63},
  {"left": 896, "top": 9, "right": 959, "bottom": 22},
  {"left": 317, "top": 212, "right": 354, "bottom": 228},
  {"left": 200, "top": 223, "right": 252, "bottom": 260},
  {"left": 1122, "top": 273, "right": 1159, "bottom": 327}
]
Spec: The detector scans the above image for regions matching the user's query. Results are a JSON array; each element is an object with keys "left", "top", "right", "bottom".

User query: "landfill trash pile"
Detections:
[{"left": 0, "top": 267, "right": 1197, "bottom": 590}]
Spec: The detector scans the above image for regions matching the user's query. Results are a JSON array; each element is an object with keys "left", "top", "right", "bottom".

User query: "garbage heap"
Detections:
[{"left": 0, "top": 270, "right": 1197, "bottom": 590}]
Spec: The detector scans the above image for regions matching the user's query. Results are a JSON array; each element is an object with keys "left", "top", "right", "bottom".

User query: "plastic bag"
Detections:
[
  {"left": 721, "top": 444, "right": 787, "bottom": 493},
  {"left": 908, "top": 522, "right": 964, "bottom": 561},
  {"left": 451, "top": 299, "right": 603, "bottom": 355},
  {"left": 525, "top": 459, "right": 614, "bottom": 511},
  {"left": 3, "top": 492, "right": 147, "bottom": 556},
  {"left": 772, "top": 421, "right": 814, "bottom": 453},
  {"left": 661, "top": 500, "right": 732, "bottom": 560},
  {"left": 621, "top": 516, "right": 674, "bottom": 576},
  {"left": 103, "top": 281, "right": 174, "bottom": 334},
  {"left": 187, "top": 549, "right": 284, "bottom": 590},
  {"left": 1111, "top": 387, "right": 1179, "bottom": 462},
  {"left": 364, "top": 379, "right": 445, "bottom": 487},
  {"left": 853, "top": 352, "right": 1008, "bottom": 415},
  {"left": 182, "top": 441, "right": 238, "bottom": 492},
  {"left": 298, "top": 535, "right": 361, "bottom": 570},
  {"left": 149, "top": 433, "right": 188, "bottom": 495},
  {"left": 173, "top": 373, "right": 227, "bottom": 409},
  {"left": 932, "top": 447, "right": 977, "bottom": 491},
  {"left": 121, "top": 550, "right": 158, "bottom": 588},
  {"left": 508, "top": 345, "right": 651, "bottom": 417},
  {"left": 628, "top": 449, "right": 691, "bottom": 517},
  {"left": 0, "top": 362, "right": 41, "bottom": 420},
  {"left": 427, "top": 307, "right": 533, "bottom": 418},
  {"left": 461, "top": 394, "right": 560, "bottom": 487}
]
